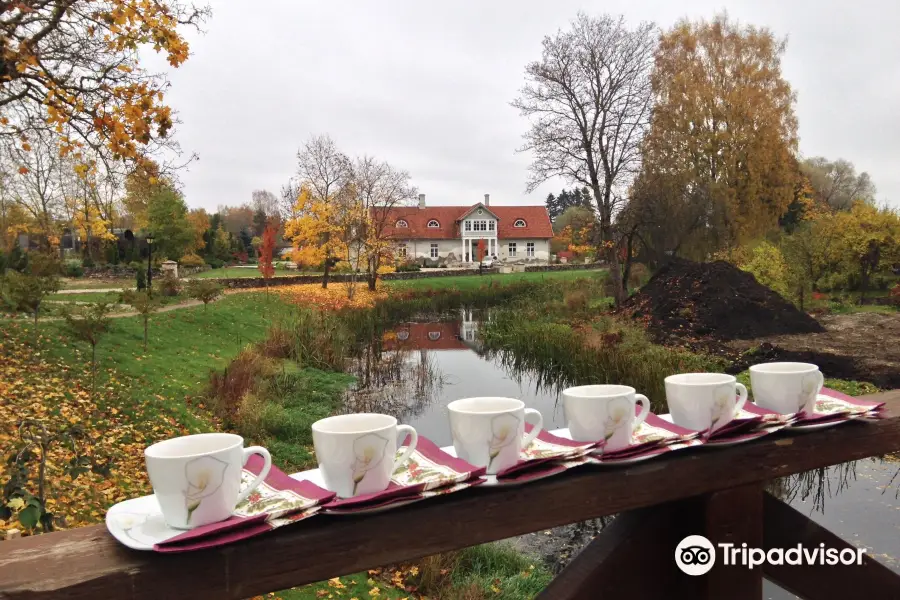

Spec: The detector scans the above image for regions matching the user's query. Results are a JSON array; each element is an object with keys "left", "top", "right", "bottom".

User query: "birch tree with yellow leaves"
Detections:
[{"left": 639, "top": 13, "right": 799, "bottom": 256}]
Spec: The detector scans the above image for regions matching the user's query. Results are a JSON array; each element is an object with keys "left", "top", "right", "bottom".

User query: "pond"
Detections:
[{"left": 343, "top": 311, "right": 899, "bottom": 594}]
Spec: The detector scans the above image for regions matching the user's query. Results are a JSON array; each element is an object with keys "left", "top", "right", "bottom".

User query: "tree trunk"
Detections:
[
  {"left": 367, "top": 255, "right": 378, "bottom": 291},
  {"left": 322, "top": 257, "right": 331, "bottom": 289},
  {"left": 143, "top": 316, "right": 148, "bottom": 352},
  {"left": 91, "top": 343, "right": 97, "bottom": 398}
]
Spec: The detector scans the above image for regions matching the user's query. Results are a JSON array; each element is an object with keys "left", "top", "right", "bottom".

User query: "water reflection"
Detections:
[{"left": 340, "top": 312, "right": 899, "bottom": 582}]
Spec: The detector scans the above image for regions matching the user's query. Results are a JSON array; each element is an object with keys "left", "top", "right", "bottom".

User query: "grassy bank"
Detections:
[{"left": 384, "top": 268, "right": 606, "bottom": 292}]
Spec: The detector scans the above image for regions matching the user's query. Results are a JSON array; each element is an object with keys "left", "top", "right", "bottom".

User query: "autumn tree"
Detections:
[
  {"left": 61, "top": 301, "right": 113, "bottom": 397},
  {"left": 289, "top": 135, "right": 351, "bottom": 288},
  {"left": 0, "top": 253, "right": 60, "bottom": 330},
  {"left": 513, "top": 13, "right": 657, "bottom": 305},
  {"left": 0, "top": 1, "right": 208, "bottom": 170},
  {"left": 120, "top": 289, "right": 160, "bottom": 351},
  {"left": 257, "top": 222, "right": 276, "bottom": 295},
  {"left": 780, "top": 219, "right": 842, "bottom": 310},
  {"left": 831, "top": 202, "right": 900, "bottom": 298},
  {"left": 353, "top": 155, "right": 416, "bottom": 290},
  {"left": 640, "top": 14, "right": 798, "bottom": 257},
  {"left": 251, "top": 189, "right": 279, "bottom": 220},
  {"left": 185, "top": 279, "right": 222, "bottom": 312},
  {"left": 146, "top": 184, "right": 193, "bottom": 260},
  {"left": 4, "top": 132, "right": 65, "bottom": 248},
  {"left": 801, "top": 157, "right": 877, "bottom": 212},
  {"left": 185, "top": 208, "right": 209, "bottom": 257}
]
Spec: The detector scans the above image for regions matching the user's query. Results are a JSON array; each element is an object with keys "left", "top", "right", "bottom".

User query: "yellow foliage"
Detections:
[
  {"left": 67, "top": 199, "right": 117, "bottom": 242},
  {"left": 274, "top": 284, "right": 387, "bottom": 311}
]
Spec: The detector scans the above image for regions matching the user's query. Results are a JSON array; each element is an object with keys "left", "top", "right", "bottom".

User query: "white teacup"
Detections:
[
  {"left": 750, "top": 362, "right": 824, "bottom": 415},
  {"left": 665, "top": 373, "right": 748, "bottom": 433},
  {"left": 312, "top": 413, "right": 418, "bottom": 498},
  {"left": 145, "top": 433, "right": 272, "bottom": 529},
  {"left": 448, "top": 397, "right": 543, "bottom": 475},
  {"left": 562, "top": 385, "right": 651, "bottom": 450}
]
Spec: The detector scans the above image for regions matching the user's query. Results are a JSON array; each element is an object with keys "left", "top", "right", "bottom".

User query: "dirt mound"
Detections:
[{"left": 621, "top": 259, "right": 824, "bottom": 342}]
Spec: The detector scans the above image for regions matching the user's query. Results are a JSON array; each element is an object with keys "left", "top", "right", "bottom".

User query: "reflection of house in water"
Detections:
[
  {"left": 384, "top": 321, "right": 469, "bottom": 351},
  {"left": 385, "top": 310, "right": 490, "bottom": 353}
]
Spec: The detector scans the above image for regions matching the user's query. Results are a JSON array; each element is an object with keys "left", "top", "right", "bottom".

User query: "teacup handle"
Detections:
[
  {"left": 393, "top": 425, "right": 418, "bottom": 470},
  {"left": 735, "top": 383, "right": 749, "bottom": 414},
  {"left": 634, "top": 394, "right": 651, "bottom": 427},
  {"left": 236, "top": 446, "right": 272, "bottom": 505},
  {"left": 806, "top": 372, "right": 825, "bottom": 413},
  {"left": 521, "top": 409, "right": 544, "bottom": 448}
]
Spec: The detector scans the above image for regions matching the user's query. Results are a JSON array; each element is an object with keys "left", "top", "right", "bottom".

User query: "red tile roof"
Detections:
[
  {"left": 382, "top": 322, "right": 468, "bottom": 351},
  {"left": 378, "top": 203, "right": 552, "bottom": 240}
]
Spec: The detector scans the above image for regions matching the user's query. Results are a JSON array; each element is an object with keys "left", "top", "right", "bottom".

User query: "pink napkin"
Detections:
[
  {"left": 495, "top": 426, "right": 598, "bottom": 482},
  {"left": 323, "top": 436, "right": 485, "bottom": 514},
  {"left": 154, "top": 454, "right": 335, "bottom": 553},
  {"left": 792, "top": 387, "right": 886, "bottom": 426},
  {"left": 592, "top": 412, "right": 702, "bottom": 464}
]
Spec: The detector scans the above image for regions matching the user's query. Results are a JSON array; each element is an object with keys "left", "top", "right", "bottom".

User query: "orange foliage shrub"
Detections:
[{"left": 274, "top": 283, "right": 387, "bottom": 311}]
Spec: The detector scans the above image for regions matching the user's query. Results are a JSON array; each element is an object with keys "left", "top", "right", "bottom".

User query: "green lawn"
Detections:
[
  {"left": 45, "top": 291, "right": 125, "bottom": 303},
  {"left": 61, "top": 277, "right": 133, "bottom": 290},
  {"left": 385, "top": 268, "right": 607, "bottom": 292},
  {"left": 277, "top": 542, "right": 551, "bottom": 600},
  {"left": 37, "top": 291, "right": 298, "bottom": 433}
]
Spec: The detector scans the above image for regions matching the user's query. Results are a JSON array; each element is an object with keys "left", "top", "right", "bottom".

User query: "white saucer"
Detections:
[{"left": 105, "top": 495, "right": 182, "bottom": 551}]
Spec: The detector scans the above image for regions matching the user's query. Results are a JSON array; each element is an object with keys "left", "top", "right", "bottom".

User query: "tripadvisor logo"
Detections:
[{"left": 675, "top": 535, "right": 866, "bottom": 575}]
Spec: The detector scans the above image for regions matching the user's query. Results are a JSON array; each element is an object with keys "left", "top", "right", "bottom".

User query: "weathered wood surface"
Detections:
[{"left": 0, "top": 395, "right": 897, "bottom": 600}]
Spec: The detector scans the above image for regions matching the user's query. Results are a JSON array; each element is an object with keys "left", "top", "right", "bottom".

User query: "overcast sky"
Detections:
[{"left": 156, "top": 0, "right": 900, "bottom": 211}]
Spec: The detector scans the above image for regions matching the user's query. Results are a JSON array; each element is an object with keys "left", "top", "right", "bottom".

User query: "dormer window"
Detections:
[
  {"left": 396, "top": 219, "right": 409, "bottom": 228},
  {"left": 397, "top": 330, "right": 410, "bottom": 341},
  {"left": 427, "top": 220, "right": 440, "bottom": 228},
  {"left": 514, "top": 219, "right": 527, "bottom": 228},
  {"left": 428, "top": 331, "right": 441, "bottom": 341}
]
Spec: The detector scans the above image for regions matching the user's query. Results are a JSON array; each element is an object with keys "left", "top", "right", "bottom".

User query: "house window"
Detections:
[
  {"left": 430, "top": 243, "right": 439, "bottom": 258},
  {"left": 527, "top": 242, "right": 535, "bottom": 257},
  {"left": 472, "top": 220, "right": 488, "bottom": 232},
  {"left": 465, "top": 221, "right": 471, "bottom": 232},
  {"left": 514, "top": 219, "right": 526, "bottom": 228},
  {"left": 396, "top": 219, "right": 408, "bottom": 228},
  {"left": 427, "top": 331, "right": 441, "bottom": 341},
  {"left": 477, "top": 209, "right": 484, "bottom": 215},
  {"left": 427, "top": 220, "right": 440, "bottom": 228},
  {"left": 397, "top": 330, "right": 410, "bottom": 341},
  {"left": 488, "top": 221, "right": 495, "bottom": 231},
  {"left": 398, "top": 244, "right": 407, "bottom": 258},
  {"left": 508, "top": 242, "right": 517, "bottom": 257}
]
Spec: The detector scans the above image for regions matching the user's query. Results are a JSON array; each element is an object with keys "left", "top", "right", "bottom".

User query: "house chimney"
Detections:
[
  {"left": 418, "top": 193, "right": 426, "bottom": 209},
  {"left": 484, "top": 193, "right": 490, "bottom": 206}
]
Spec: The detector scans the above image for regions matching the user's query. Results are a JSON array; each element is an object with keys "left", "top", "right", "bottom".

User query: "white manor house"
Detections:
[{"left": 381, "top": 194, "right": 554, "bottom": 264}]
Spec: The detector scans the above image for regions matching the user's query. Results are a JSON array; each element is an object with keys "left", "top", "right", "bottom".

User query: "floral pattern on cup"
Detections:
[
  {"left": 604, "top": 397, "right": 632, "bottom": 441},
  {"left": 488, "top": 413, "right": 520, "bottom": 472},
  {"left": 709, "top": 384, "right": 735, "bottom": 432},
  {"left": 184, "top": 456, "right": 228, "bottom": 524},
  {"left": 351, "top": 433, "right": 389, "bottom": 496}
]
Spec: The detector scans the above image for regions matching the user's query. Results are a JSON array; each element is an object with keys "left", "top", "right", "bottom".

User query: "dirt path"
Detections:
[
  {"left": 105, "top": 298, "right": 208, "bottom": 318},
  {"left": 728, "top": 312, "right": 900, "bottom": 387},
  {"left": 56, "top": 287, "right": 127, "bottom": 294}
]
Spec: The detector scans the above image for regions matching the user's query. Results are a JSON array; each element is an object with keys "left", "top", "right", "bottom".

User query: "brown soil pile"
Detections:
[{"left": 621, "top": 259, "right": 824, "bottom": 343}]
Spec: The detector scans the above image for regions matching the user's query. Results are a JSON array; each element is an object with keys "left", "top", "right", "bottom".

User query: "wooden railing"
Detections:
[{"left": 1, "top": 392, "right": 898, "bottom": 600}]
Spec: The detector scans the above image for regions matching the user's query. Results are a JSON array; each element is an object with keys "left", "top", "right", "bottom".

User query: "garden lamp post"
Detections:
[{"left": 146, "top": 232, "right": 154, "bottom": 297}]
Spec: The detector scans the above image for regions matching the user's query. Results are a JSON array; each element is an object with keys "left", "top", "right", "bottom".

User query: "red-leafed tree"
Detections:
[
  {"left": 258, "top": 223, "right": 276, "bottom": 296},
  {"left": 477, "top": 239, "right": 486, "bottom": 262}
]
